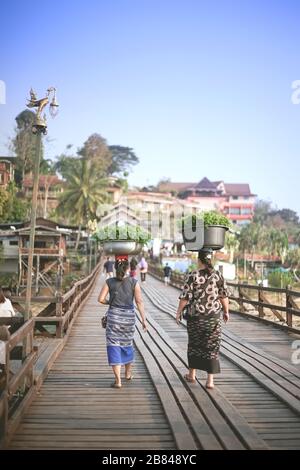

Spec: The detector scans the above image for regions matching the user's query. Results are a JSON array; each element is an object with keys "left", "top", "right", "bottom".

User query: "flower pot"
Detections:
[
  {"left": 203, "top": 225, "right": 229, "bottom": 250},
  {"left": 103, "top": 241, "right": 143, "bottom": 255},
  {"left": 182, "top": 224, "right": 228, "bottom": 251}
]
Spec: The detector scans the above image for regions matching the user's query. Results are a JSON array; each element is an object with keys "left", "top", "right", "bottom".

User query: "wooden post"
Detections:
[
  {"left": 25, "top": 131, "right": 42, "bottom": 321},
  {"left": 35, "top": 255, "right": 40, "bottom": 296},
  {"left": 56, "top": 294, "right": 63, "bottom": 338},
  {"left": 238, "top": 285, "right": 245, "bottom": 313},
  {"left": 258, "top": 285, "right": 265, "bottom": 318},
  {"left": 286, "top": 285, "right": 293, "bottom": 328},
  {"left": 1, "top": 333, "right": 10, "bottom": 445}
]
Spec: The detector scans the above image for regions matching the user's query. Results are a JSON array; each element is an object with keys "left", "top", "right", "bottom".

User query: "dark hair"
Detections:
[
  {"left": 115, "top": 260, "right": 129, "bottom": 280},
  {"left": 130, "top": 257, "right": 138, "bottom": 270},
  {"left": 0, "top": 288, "right": 6, "bottom": 304},
  {"left": 198, "top": 250, "right": 214, "bottom": 273}
]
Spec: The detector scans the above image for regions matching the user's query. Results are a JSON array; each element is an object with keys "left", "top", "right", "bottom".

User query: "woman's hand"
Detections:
[
  {"left": 176, "top": 312, "right": 182, "bottom": 324},
  {"left": 223, "top": 312, "right": 229, "bottom": 323},
  {"left": 142, "top": 320, "right": 147, "bottom": 332}
]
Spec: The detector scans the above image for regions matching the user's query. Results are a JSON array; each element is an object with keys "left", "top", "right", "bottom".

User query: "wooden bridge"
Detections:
[{"left": 1, "top": 263, "right": 300, "bottom": 450}]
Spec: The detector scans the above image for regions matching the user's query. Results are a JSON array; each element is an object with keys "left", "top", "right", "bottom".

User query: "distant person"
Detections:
[
  {"left": 138, "top": 257, "right": 148, "bottom": 283},
  {"left": 129, "top": 257, "right": 138, "bottom": 279},
  {"left": 103, "top": 257, "right": 114, "bottom": 279},
  {"left": 163, "top": 263, "right": 172, "bottom": 285},
  {"left": 0, "top": 288, "right": 16, "bottom": 317}
]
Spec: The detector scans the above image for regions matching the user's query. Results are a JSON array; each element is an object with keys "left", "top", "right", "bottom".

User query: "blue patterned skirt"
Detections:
[{"left": 106, "top": 306, "right": 136, "bottom": 366}]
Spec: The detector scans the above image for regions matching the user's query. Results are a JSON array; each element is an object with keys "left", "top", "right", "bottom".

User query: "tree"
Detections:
[
  {"left": 54, "top": 153, "right": 82, "bottom": 179},
  {"left": 225, "top": 232, "right": 240, "bottom": 263},
  {"left": 78, "top": 133, "right": 112, "bottom": 174},
  {"left": 9, "top": 109, "right": 42, "bottom": 185},
  {"left": 107, "top": 146, "right": 139, "bottom": 175},
  {"left": 253, "top": 200, "right": 273, "bottom": 224},
  {"left": 56, "top": 159, "right": 107, "bottom": 249},
  {"left": 0, "top": 183, "right": 28, "bottom": 222}
]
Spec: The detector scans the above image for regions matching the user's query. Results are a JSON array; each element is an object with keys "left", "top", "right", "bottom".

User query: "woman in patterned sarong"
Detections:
[
  {"left": 176, "top": 249, "right": 229, "bottom": 389},
  {"left": 98, "top": 259, "right": 147, "bottom": 388}
]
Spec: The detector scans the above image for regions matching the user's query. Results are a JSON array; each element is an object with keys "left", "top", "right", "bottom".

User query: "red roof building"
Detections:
[{"left": 158, "top": 177, "right": 256, "bottom": 225}]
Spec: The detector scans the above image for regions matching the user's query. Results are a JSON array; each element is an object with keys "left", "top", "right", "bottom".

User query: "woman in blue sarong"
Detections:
[{"left": 98, "top": 259, "right": 147, "bottom": 388}]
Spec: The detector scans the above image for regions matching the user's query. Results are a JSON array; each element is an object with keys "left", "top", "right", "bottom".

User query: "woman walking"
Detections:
[
  {"left": 98, "top": 259, "right": 147, "bottom": 388},
  {"left": 176, "top": 249, "right": 229, "bottom": 389},
  {"left": 138, "top": 257, "right": 148, "bottom": 283}
]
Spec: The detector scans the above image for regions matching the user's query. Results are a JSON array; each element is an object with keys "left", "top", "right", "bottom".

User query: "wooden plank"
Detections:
[
  {"left": 142, "top": 312, "right": 267, "bottom": 450},
  {"left": 134, "top": 332, "right": 197, "bottom": 450}
]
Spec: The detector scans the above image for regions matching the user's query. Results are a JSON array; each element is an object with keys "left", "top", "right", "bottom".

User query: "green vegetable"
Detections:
[
  {"left": 93, "top": 224, "right": 151, "bottom": 243},
  {"left": 181, "top": 210, "right": 231, "bottom": 229}
]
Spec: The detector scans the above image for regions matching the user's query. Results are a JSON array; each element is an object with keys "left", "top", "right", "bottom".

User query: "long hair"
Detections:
[
  {"left": 115, "top": 260, "right": 129, "bottom": 280},
  {"left": 198, "top": 250, "right": 214, "bottom": 274},
  {"left": 0, "top": 288, "right": 6, "bottom": 304}
]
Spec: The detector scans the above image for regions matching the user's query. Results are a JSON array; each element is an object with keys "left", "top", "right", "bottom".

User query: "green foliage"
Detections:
[
  {"left": 55, "top": 159, "right": 107, "bottom": 225},
  {"left": 94, "top": 224, "right": 151, "bottom": 243},
  {"left": 181, "top": 210, "right": 231, "bottom": 228},
  {"left": 0, "top": 183, "right": 29, "bottom": 222},
  {"left": 10, "top": 109, "right": 43, "bottom": 185},
  {"left": 0, "top": 273, "right": 18, "bottom": 289},
  {"left": 107, "top": 146, "right": 139, "bottom": 175},
  {"left": 54, "top": 153, "right": 82, "bottom": 178},
  {"left": 267, "top": 270, "right": 294, "bottom": 288},
  {"left": 62, "top": 273, "right": 84, "bottom": 292},
  {"left": 285, "top": 248, "right": 300, "bottom": 270}
]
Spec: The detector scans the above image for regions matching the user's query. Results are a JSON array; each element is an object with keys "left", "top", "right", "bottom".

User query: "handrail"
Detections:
[
  {"left": 0, "top": 318, "right": 35, "bottom": 447},
  {"left": 0, "top": 258, "right": 102, "bottom": 447},
  {"left": 148, "top": 263, "right": 300, "bottom": 331}
]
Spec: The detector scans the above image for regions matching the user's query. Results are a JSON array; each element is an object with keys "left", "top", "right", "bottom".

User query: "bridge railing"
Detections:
[
  {"left": 0, "top": 318, "right": 36, "bottom": 447},
  {"left": 8, "top": 260, "right": 102, "bottom": 338},
  {"left": 148, "top": 263, "right": 300, "bottom": 332},
  {"left": 0, "top": 260, "right": 102, "bottom": 447}
]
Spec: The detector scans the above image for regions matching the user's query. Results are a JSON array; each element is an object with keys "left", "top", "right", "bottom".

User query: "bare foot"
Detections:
[{"left": 184, "top": 373, "right": 196, "bottom": 384}]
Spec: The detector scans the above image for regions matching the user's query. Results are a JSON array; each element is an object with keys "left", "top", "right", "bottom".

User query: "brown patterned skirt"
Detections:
[{"left": 187, "top": 311, "right": 221, "bottom": 374}]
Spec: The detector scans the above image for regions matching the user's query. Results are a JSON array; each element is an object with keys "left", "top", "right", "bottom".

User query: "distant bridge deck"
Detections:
[{"left": 4, "top": 274, "right": 300, "bottom": 450}]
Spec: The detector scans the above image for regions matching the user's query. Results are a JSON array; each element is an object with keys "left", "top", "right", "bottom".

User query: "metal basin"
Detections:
[
  {"left": 182, "top": 225, "right": 229, "bottom": 251},
  {"left": 103, "top": 241, "right": 143, "bottom": 255}
]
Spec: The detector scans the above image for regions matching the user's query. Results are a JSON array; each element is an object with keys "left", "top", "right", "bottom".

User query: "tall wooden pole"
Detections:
[{"left": 25, "top": 131, "right": 42, "bottom": 321}]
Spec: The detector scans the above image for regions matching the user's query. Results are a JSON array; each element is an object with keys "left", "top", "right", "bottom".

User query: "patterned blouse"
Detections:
[{"left": 179, "top": 269, "right": 229, "bottom": 316}]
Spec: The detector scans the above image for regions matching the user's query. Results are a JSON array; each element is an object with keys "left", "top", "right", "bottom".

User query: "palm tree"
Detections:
[
  {"left": 225, "top": 232, "right": 239, "bottom": 264},
  {"left": 56, "top": 159, "right": 107, "bottom": 249}
]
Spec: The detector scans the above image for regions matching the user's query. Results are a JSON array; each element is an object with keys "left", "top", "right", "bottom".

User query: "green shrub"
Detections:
[{"left": 267, "top": 271, "right": 294, "bottom": 288}]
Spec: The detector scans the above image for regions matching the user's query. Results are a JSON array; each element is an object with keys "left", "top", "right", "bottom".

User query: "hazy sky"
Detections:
[{"left": 0, "top": 0, "right": 298, "bottom": 212}]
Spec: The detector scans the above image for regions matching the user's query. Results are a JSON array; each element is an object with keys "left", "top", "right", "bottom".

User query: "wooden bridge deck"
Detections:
[
  {"left": 8, "top": 276, "right": 175, "bottom": 450},
  {"left": 141, "top": 275, "right": 300, "bottom": 450},
  {"left": 6, "top": 273, "right": 300, "bottom": 450}
]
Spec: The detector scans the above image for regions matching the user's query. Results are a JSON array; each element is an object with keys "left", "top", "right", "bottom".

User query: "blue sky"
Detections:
[{"left": 0, "top": 0, "right": 298, "bottom": 212}]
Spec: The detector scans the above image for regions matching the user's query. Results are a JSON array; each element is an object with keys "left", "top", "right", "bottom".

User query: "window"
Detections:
[
  {"left": 244, "top": 196, "right": 249, "bottom": 200},
  {"left": 229, "top": 207, "right": 240, "bottom": 215},
  {"left": 241, "top": 207, "right": 252, "bottom": 215},
  {"left": 232, "top": 196, "right": 238, "bottom": 200},
  {"left": 0, "top": 173, "right": 4, "bottom": 183},
  {"left": 9, "top": 241, "right": 18, "bottom": 246}
]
